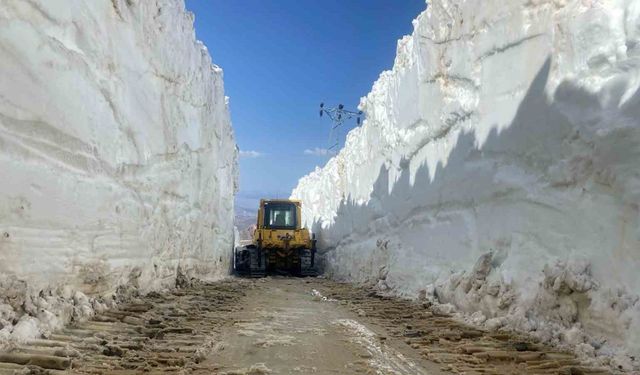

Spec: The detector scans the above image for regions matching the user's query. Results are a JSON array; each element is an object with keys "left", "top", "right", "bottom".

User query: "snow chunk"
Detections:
[{"left": 11, "top": 316, "right": 40, "bottom": 342}]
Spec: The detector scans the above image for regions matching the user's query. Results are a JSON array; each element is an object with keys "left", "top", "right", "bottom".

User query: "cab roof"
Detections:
[{"left": 260, "top": 198, "right": 301, "bottom": 205}]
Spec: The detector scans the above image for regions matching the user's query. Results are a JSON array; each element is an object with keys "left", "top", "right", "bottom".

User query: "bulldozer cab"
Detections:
[{"left": 258, "top": 200, "right": 301, "bottom": 230}]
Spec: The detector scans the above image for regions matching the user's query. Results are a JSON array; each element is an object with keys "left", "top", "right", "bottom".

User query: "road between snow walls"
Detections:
[
  {"left": 0, "top": 0, "right": 237, "bottom": 348},
  {"left": 292, "top": 0, "right": 640, "bottom": 371}
]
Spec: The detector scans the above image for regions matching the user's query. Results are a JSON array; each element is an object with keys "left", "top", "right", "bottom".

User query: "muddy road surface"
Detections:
[{"left": 0, "top": 278, "right": 613, "bottom": 374}]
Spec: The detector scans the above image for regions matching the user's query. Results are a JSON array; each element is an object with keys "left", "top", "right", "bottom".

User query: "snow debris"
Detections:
[
  {"left": 222, "top": 363, "right": 272, "bottom": 375},
  {"left": 333, "top": 319, "right": 427, "bottom": 375},
  {"left": 194, "top": 339, "right": 225, "bottom": 364},
  {"left": 431, "top": 303, "right": 456, "bottom": 316},
  {"left": 0, "top": 328, "right": 10, "bottom": 351},
  {"left": 292, "top": 0, "right": 640, "bottom": 369},
  {"left": 310, "top": 289, "right": 336, "bottom": 302},
  {"left": 10, "top": 316, "right": 40, "bottom": 343}
]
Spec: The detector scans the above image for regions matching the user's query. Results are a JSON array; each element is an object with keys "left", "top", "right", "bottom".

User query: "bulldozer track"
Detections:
[
  {"left": 316, "top": 280, "right": 614, "bottom": 375},
  {"left": 0, "top": 280, "right": 245, "bottom": 374}
]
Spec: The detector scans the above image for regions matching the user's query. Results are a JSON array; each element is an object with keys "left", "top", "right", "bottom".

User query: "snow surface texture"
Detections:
[
  {"left": 0, "top": 0, "right": 237, "bottom": 344},
  {"left": 292, "top": 0, "right": 640, "bottom": 369}
]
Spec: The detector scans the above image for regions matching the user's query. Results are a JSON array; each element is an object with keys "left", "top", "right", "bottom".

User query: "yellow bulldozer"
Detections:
[{"left": 234, "top": 199, "right": 317, "bottom": 277}]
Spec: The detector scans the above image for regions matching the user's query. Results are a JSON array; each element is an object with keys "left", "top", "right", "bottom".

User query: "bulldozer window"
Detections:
[{"left": 264, "top": 203, "right": 296, "bottom": 229}]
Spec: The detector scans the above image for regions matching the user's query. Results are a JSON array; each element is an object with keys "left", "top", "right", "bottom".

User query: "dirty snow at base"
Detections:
[
  {"left": 0, "top": 0, "right": 237, "bottom": 347},
  {"left": 292, "top": 0, "right": 640, "bottom": 371}
]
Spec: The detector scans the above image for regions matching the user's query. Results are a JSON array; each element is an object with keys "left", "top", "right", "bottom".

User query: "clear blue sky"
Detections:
[{"left": 185, "top": 0, "right": 426, "bottom": 210}]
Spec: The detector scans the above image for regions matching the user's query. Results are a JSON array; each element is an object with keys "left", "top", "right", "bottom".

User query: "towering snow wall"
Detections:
[
  {"left": 0, "top": 0, "right": 236, "bottom": 340},
  {"left": 293, "top": 0, "right": 640, "bottom": 366}
]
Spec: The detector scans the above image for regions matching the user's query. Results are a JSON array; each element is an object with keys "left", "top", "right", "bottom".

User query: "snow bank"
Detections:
[
  {"left": 0, "top": 0, "right": 236, "bottom": 342},
  {"left": 292, "top": 0, "right": 640, "bottom": 368}
]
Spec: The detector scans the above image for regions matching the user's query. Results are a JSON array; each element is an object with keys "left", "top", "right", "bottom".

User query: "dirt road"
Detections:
[
  {"left": 0, "top": 277, "right": 613, "bottom": 374},
  {"left": 204, "top": 278, "right": 439, "bottom": 375}
]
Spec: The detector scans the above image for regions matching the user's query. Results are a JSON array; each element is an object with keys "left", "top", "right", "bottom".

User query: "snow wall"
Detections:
[
  {"left": 0, "top": 0, "right": 237, "bottom": 342},
  {"left": 292, "top": 0, "right": 640, "bottom": 368}
]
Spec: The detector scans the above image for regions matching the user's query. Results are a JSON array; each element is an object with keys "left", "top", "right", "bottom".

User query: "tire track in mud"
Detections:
[
  {"left": 315, "top": 280, "right": 615, "bottom": 375},
  {"left": 0, "top": 280, "right": 246, "bottom": 374}
]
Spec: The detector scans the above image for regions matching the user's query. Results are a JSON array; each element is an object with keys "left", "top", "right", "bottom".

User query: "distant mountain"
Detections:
[{"left": 235, "top": 205, "right": 256, "bottom": 241}]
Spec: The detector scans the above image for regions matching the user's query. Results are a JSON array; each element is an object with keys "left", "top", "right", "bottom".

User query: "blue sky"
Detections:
[{"left": 185, "top": 0, "right": 426, "bottom": 209}]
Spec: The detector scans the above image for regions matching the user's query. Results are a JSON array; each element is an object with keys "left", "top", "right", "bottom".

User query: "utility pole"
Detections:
[{"left": 319, "top": 103, "right": 363, "bottom": 150}]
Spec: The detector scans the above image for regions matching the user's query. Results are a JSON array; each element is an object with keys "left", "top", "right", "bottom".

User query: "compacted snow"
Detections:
[
  {"left": 0, "top": 0, "right": 236, "bottom": 344},
  {"left": 293, "top": 0, "right": 640, "bottom": 369}
]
